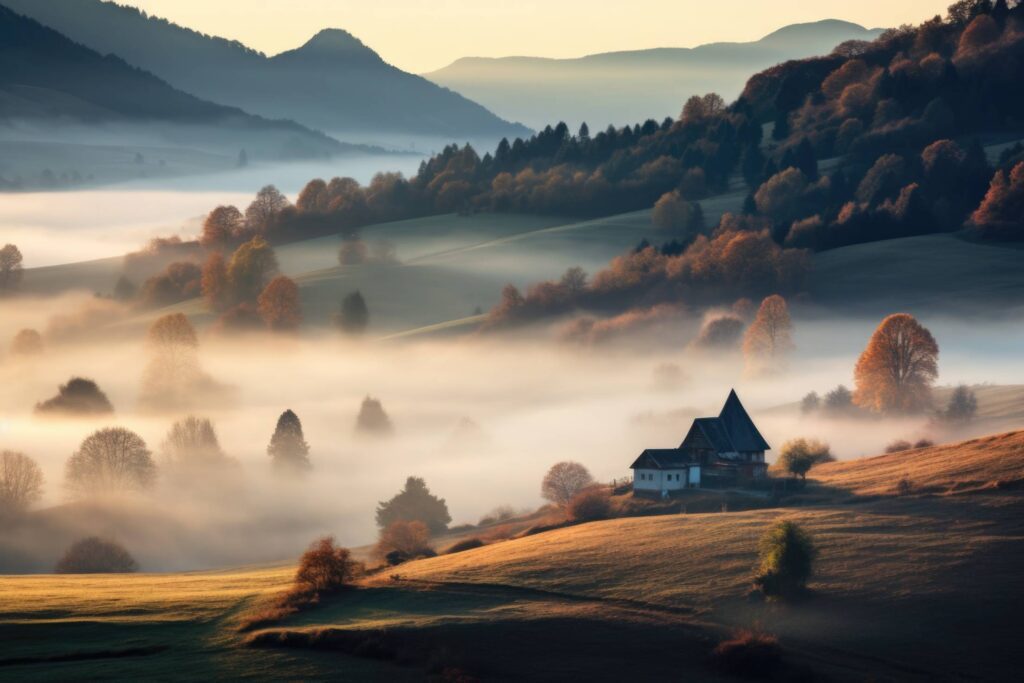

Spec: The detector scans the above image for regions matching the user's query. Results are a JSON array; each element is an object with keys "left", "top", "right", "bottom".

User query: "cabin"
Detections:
[{"left": 631, "top": 389, "right": 770, "bottom": 496}]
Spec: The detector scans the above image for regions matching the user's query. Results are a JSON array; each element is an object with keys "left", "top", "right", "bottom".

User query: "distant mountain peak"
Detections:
[
  {"left": 758, "top": 19, "right": 872, "bottom": 44},
  {"left": 292, "top": 28, "right": 381, "bottom": 63}
]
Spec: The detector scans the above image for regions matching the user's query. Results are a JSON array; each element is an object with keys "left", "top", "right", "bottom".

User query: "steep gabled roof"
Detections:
[
  {"left": 629, "top": 449, "right": 697, "bottom": 470},
  {"left": 718, "top": 389, "right": 771, "bottom": 451},
  {"left": 689, "top": 417, "right": 735, "bottom": 452}
]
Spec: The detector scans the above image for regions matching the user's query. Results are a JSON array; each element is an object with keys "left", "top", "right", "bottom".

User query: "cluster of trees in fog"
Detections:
[
  {"left": 1, "top": 393, "right": 398, "bottom": 518},
  {"left": 122, "top": 208, "right": 371, "bottom": 335}
]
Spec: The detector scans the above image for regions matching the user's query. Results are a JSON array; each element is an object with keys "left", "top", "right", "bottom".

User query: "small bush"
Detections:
[
  {"left": 753, "top": 520, "right": 815, "bottom": 598},
  {"left": 885, "top": 439, "right": 913, "bottom": 454},
  {"left": 295, "top": 536, "right": 359, "bottom": 592},
  {"left": 710, "top": 629, "right": 782, "bottom": 677},
  {"left": 567, "top": 487, "right": 612, "bottom": 522},
  {"left": 240, "top": 537, "right": 361, "bottom": 632},
  {"left": 55, "top": 537, "right": 137, "bottom": 573},
  {"left": 478, "top": 505, "right": 516, "bottom": 526},
  {"left": 375, "top": 520, "right": 432, "bottom": 562},
  {"left": 445, "top": 538, "right": 485, "bottom": 554},
  {"left": 913, "top": 439, "right": 934, "bottom": 449}
]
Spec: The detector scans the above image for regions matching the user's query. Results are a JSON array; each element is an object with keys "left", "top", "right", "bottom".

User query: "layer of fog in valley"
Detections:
[
  {"left": 2, "top": 287, "right": 1022, "bottom": 572},
  {"left": 2, "top": 154, "right": 421, "bottom": 267}
]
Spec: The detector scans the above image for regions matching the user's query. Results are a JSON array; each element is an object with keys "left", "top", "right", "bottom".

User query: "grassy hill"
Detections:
[{"left": 2, "top": 432, "right": 1022, "bottom": 679}]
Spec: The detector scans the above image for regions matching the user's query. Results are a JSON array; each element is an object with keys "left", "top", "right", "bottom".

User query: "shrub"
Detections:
[
  {"left": 777, "top": 439, "right": 833, "bottom": 480},
  {"left": 241, "top": 536, "right": 361, "bottom": 631},
  {"left": 34, "top": 377, "right": 114, "bottom": 416},
  {"left": 753, "top": 520, "right": 815, "bottom": 598},
  {"left": 445, "top": 538, "right": 485, "bottom": 554},
  {"left": 710, "top": 629, "right": 782, "bottom": 677},
  {"left": 55, "top": 537, "right": 138, "bottom": 573},
  {"left": 295, "top": 537, "right": 359, "bottom": 592},
  {"left": 568, "top": 487, "right": 612, "bottom": 522},
  {"left": 885, "top": 439, "right": 913, "bottom": 454},
  {"left": 375, "top": 520, "right": 432, "bottom": 562},
  {"left": 478, "top": 505, "right": 516, "bottom": 526},
  {"left": 913, "top": 439, "right": 934, "bottom": 449}
]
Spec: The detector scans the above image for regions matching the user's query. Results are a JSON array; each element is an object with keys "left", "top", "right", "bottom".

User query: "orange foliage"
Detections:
[
  {"left": 854, "top": 314, "right": 939, "bottom": 414},
  {"left": 743, "top": 295, "right": 794, "bottom": 373},
  {"left": 970, "top": 162, "right": 1024, "bottom": 240},
  {"left": 257, "top": 276, "right": 302, "bottom": 331}
]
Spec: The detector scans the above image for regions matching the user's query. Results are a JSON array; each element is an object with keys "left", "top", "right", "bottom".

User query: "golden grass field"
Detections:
[{"left": 2, "top": 432, "right": 1023, "bottom": 680}]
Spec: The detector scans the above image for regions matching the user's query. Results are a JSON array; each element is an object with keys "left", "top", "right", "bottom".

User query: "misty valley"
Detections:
[{"left": 2, "top": 1, "right": 1024, "bottom": 681}]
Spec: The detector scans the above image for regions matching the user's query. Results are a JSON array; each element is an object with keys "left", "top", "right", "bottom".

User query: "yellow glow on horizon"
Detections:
[{"left": 115, "top": 0, "right": 950, "bottom": 73}]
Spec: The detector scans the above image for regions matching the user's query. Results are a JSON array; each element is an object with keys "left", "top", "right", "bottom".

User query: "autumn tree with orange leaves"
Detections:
[
  {"left": 854, "top": 314, "right": 939, "bottom": 414},
  {"left": 743, "top": 295, "right": 794, "bottom": 373},
  {"left": 258, "top": 276, "right": 302, "bottom": 331},
  {"left": 201, "top": 252, "right": 229, "bottom": 312}
]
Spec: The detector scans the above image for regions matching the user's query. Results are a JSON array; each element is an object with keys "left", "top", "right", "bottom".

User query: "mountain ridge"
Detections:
[
  {"left": 424, "top": 19, "right": 884, "bottom": 129},
  {"left": 1, "top": 0, "right": 530, "bottom": 141}
]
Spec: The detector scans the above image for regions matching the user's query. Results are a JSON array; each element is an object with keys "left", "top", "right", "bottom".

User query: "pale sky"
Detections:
[{"left": 119, "top": 0, "right": 951, "bottom": 73}]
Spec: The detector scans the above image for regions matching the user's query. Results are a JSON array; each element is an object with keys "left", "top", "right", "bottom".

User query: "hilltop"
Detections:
[
  {"left": 2, "top": 0, "right": 530, "bottom": 142},
  {"left": 425, "top": 20, "right": 882, "bottom": 129}
]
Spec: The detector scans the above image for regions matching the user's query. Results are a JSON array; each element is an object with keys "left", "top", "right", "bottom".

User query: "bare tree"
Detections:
[
  {"left": 65, "top": 428, "right": 157, "bottom": 497},
  {"left": 0, "top": 451, "right": 44, "bottom": 516},
  {"left": 161, "top": 416, "right": 229, "bottom": 468},
  {"left": 541, "top": 461, "right": 594, "bottom": 506},
  {"left": 244, "top": 185, "right": 290, "bottom": 235}
]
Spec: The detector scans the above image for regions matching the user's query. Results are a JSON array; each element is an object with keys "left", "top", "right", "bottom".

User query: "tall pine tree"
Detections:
[{"left": 268, "top": 409, "right": 311, "bottom": 473}]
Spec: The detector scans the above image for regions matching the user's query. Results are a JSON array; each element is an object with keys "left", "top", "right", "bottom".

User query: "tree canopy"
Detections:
[
  {"left": 541, "top": 461, "right": 594, "bottom": 506},
  {"left": 854, "top": 314, "right": 939, "bottom": 413},
  {"left": 65, "top": 428, "right": 156, "bottom": 497},
  {"left": 267, "top": 409, "right": 311, "bottom": 473},
  {"left": 375, "top": 476, "right": 451, "bottom": 534}
]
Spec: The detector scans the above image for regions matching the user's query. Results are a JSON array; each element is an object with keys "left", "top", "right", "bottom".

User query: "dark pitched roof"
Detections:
[
  {"left": 629, "top": 448, "right": 698, "bottom": 470},
  {"left": 718, "top": 389, "right": 771, "bottom": 451},
  {"left": 691, "top": 417, "right": 735, "bottom": 452}
]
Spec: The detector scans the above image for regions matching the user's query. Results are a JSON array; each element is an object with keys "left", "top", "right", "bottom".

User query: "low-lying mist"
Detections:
[
  {"left": 3, "top": 154, "right": 422, "bottom": 268},
  {"left": 1, "top": 291, "right": 1022, "bottom": 572}
]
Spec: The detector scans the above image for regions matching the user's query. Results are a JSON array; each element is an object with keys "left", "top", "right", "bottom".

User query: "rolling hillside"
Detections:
[
  {"left": 2, "top": 432, "right": 1021, "bottom": 680},
  {"left": 425, "top": 20, "right": 882, "bottom": 129},
  {"left": 2, "top": 0, "right": 530, "bottom": 143}
]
